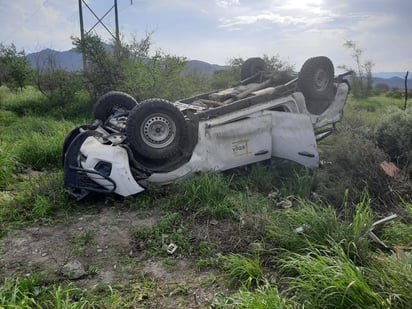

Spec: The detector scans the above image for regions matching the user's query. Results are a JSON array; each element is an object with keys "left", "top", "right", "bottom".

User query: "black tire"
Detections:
[
  {"left": 241, "top": 57, "right": 267, "bottom": 80},
  {"left": 94, "top": 91, "right": 138, "bottom": 121},
  {"left": 298, "top": 56, "right": 335, "bottom": 100},
  {"left": 126, "top": 99, "right": 187, "bottom": 160}
]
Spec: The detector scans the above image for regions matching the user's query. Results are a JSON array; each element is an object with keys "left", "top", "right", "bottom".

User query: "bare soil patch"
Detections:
[{"left": 0, "top": 206, "right": 229, "bottom": 307}]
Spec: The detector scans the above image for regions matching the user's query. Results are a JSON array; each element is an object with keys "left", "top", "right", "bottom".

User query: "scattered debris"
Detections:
[
  {"left": 369, "top": 213, "right": 398, "bottom": 248},
  {"left": 380, "top": 161, "right": 400, "bottom": 177},
  {"left": 167, "top": 243, "right": 178, "bottom": 255},
  {"left": 268, "top": 187, "right": 279, "bottom": 199}
]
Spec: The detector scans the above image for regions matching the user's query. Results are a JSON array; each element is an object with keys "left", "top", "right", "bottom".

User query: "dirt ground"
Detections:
[{"left": 0, "top": 206, "right": 229, "bottom": 308}]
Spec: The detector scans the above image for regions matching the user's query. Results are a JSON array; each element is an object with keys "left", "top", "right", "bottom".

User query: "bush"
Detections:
[
  {"left": 316, "top": 130, "right": 405, "bottom": 210},
  {"left": 375, "top": 109, "right": 412, "bottom": 165}
]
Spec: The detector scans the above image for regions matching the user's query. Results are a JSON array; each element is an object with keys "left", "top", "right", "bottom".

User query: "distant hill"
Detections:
[
  {"left": 26, "top": 48, "right": 226, "bottom": 76},
  {"left": 372, "top": 76, "right": 410, "bottom": 89},
  {"left": 27, "top": 48, "right": 83, "bottom": 71},
  {"left": 26, "top": 48, "right": 409, "bottom": 87},
  {"left": 181, "top": 59, "right": 228, "bottom": 76}
]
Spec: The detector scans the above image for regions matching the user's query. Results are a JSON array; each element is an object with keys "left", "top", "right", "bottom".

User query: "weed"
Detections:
[
  {"left": 223, "top": 254, "right": 265, "bottom": 289},
  {"left": 170, "top": 172, "right": 237, "bottom": 219},
  {"left": 69, "top": 230, "right": 96, "bottom": 256},
  {"left": 211, "top": 284, "right": 293, "bottom": 309},
  {"left": 366, "top": 253, "right": 412, "bottom": 308},
  {"left": 231, "top": 161, "right": 314, "bottom": 198},
  {"left": 0, "top": 110, "right": 17, "bottom": 125},
  {"left": 265, "top": 195, "right": 374, "bottom": 264},
  {"left": 231, "top": 163, "right": 280, "bottom": 194},
  {"left": 133, "top": 212, "right": 189, "bottom": 256},
  {"left": 0, "top": 172, "right": 74, "bottom": 230},
  {"left": 0, "top": 145, "right": 17, "bottom": 188},
  {"left": 265, "top": 200, "right": 342, "bottom": 253},
  {"left": 280, "top": 245, "right": 387, "bottom": 309},
  {"left": 0, "top": 275, "right": 92, "bottom": 308},
  {"left": 378, "top": 220, "right": 412, "bottom": 247}
]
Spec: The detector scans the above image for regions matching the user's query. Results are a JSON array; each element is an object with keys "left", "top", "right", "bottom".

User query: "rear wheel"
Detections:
[
  {"left": 126, "top": 99, "right": 187, "bottom": 160},
  {"left": 298, "top": 56, "right": 334, "bottom": 100},
  {"left": 94, "top": 91, "right": 138, "bottom": 121},
  {"left": 241, "top": 57, "right": 267, "bottom": 81}
]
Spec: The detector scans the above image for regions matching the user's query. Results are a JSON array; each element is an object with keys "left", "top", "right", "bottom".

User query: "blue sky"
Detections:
[{"left": 1, "top": 0, "right": 411, "bottom": 72}]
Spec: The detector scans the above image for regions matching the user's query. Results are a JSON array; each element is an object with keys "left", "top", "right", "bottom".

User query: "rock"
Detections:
[{"left": 62, "top": 260, "right": 86, "bottom": 280}]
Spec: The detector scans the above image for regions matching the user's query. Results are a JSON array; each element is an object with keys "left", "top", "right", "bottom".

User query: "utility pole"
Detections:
[
  {"left": 77, "top": 0, "right": 121, "bottom": 69},
  {"left": 78, "top": 0, "right": 86, "bottom": 69}
]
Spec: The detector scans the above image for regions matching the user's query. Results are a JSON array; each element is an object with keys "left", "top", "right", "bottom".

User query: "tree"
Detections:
[
  {"left": 33, "top": 52, "right": 82, "bottom": 108},
  {"left": 72, "top": 33, "right": 197, "bottom": 101},
  {"left": 0, "top": 43, "right": 32, "bottom": 91},
  {"left": 340, "top": 40, "right": 374, "bottom": 99}
]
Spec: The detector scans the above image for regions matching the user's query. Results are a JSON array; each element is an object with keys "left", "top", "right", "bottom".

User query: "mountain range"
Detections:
[{"left": 26, "top": 48, "right": 410, "bottom": 89}]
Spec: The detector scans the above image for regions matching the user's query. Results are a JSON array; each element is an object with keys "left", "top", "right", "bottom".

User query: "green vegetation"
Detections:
[{"left": 0, "top": 36, "right": 411, "bottom": 307}]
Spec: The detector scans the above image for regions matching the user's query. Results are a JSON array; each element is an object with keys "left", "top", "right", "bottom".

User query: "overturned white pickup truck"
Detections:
[{"left": 63, "top": 56, "right": 351, "bottom": 200}]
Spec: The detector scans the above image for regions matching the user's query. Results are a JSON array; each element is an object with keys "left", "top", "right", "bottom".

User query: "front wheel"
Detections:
[{"left": 126, "top": 99, "right": 187, "bottom": 160}]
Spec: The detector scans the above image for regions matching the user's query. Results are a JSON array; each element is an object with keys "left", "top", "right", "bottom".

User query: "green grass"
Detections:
[
  {"left": 211, "top": 284, "right": 293, "bottom": 308},
  {"left": 169, "top": 172, "right": 238, "bottom": 219},
  {"left": 346, "top": 95, "right": 406, "bottom": 125},
  {"left": 223, "top": 254, "right": 265, "bottom": 289},
  {"left": 280, "top": 245, "right": 388, "bottom": 309}
]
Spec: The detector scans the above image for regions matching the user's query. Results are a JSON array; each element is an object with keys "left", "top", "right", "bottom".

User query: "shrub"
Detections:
[
  {"left": 316, "top": 130, "right": 404, "bottom": 210},
  {"left": 375, "top": 109, "right": 412, "bottom": 165}
]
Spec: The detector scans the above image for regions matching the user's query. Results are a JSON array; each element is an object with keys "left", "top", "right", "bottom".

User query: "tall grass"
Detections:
[
  {"left": 281, "top": 245, "right": 388, "bottom": 309},
  {"left": 223, "top": 254, "right": 265, "bottom": 289},
  {"left": 170, "top": 172, "right": 237, "bottom": 219},
  {"left": 0, "top": 86, "right": 92, "bottom": 120},
  {"left": 366, "top": 254, "right": 412, "bottom": 308},
  {"left": 211, "top": 284, "right": 293, "bottom": 308},
  {"left": 1, "top": 116, "right": 79, "bottom": 171},
  {"left": 0, "top": 276, "right": 93, "bottom": 309},
  {"left": 266, "top": 194, "right": 374, "bottom": 264},
  {"left": 1, "top": 172, "right": 73, "bottom": 228}
]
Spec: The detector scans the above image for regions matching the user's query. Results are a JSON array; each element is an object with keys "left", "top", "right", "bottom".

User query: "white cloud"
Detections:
[
  {"left": 216, "top": 0, "right": 240, "bottom": 8},
  {"left": 1, "top": 0, "right": 79, "bottom": 52}
]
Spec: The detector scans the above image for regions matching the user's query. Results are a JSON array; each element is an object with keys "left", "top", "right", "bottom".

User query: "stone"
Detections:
[{"left": 62, "top": 260, "right": 86, "bottom": 280}]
